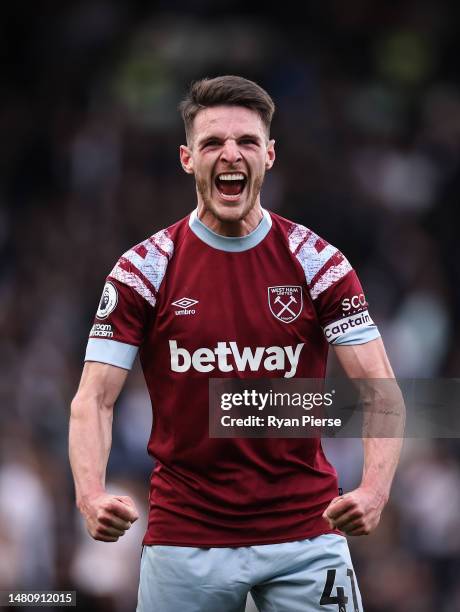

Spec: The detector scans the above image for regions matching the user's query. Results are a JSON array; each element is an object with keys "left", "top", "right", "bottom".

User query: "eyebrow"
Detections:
[{"left": 197, "top": 133, "right": 264, "bottom": 147}]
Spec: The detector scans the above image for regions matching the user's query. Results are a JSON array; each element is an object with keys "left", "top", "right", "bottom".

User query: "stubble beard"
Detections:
[{"left": 195, "top": 171, "right": 265, "bottom": 223}]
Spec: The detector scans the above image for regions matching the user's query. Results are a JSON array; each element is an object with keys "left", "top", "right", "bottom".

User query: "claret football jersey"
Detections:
[{"left": 85, "top": 209, "right": 380, "bottom": 546}]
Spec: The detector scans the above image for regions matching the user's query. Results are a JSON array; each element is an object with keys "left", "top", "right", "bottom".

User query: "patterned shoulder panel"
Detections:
[
  {"left": 109, "top": 228, "right": 174, "bottom": 308},
  {"left": 287, "top": 222, "right": 352, "bottom": 300}
]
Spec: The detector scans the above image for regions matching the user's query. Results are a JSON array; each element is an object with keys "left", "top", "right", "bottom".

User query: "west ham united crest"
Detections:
[{"left": 268, "top": 286, "right": 303, "bottom": 323}]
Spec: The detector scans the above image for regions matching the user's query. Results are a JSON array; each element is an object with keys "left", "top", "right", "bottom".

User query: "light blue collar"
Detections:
[{"left": 188, "top": 208, "right": 272, "bottom": 252}]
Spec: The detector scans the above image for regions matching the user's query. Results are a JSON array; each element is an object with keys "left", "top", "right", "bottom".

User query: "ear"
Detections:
[
  {"left": 180, "top": 145, "right": 194, "bottom": 174},
  {"left": 265, "top": 139, "right": 276, "bottom": 170}
]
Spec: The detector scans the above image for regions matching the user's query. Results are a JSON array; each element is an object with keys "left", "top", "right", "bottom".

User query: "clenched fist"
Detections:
[
  {"left": 79, "top": 492, "right": 139, "bottom": 542},
  {"left": 322, "top": 486, "right": 387, "bottom": 536}
]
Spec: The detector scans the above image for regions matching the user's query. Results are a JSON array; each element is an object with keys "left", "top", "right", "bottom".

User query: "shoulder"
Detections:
[
  {"left": 269, "top": 211, "right": 353, "bottom": 299},
  {"left": 108, "top": 215, "right": 189, "bottom": 307},
  {"left": 268, "top": 211, "right": 329, "bottom": 256}
]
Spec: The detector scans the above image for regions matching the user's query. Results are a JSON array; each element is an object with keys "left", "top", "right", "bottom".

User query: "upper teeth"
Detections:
[{"left": 218, "top": 173, "right": 245, "bottom": 181}]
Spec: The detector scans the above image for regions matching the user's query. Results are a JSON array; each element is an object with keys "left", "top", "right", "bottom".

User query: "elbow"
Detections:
[
  {"left": 70, "top": 396, "right": 89, "bottom": 421},
  {"left": 70, "top": 392, "right": 114, "bottom": 420}
]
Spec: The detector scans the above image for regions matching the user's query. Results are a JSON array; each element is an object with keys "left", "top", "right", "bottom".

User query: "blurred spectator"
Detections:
[{"left": 0, "top": 440, "right": 55, "bottom": 590}]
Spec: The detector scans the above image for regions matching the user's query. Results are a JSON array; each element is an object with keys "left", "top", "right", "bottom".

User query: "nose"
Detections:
[{"left": 220, "top": 139, "right": 242, "bottom": 164}]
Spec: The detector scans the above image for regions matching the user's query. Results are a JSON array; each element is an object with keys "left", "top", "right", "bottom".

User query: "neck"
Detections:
[{"left": 196, "top": 200, "right": 263, "bottom": 237}]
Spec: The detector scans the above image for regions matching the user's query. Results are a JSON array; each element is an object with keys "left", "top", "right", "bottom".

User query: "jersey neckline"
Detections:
[{"left": 188, "top": 208, "right": 272, "bottom": 252}]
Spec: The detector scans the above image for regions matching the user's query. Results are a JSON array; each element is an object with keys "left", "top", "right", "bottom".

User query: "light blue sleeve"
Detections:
[{"left": 85, "top": 338, "right": 139, "bottom": 370}]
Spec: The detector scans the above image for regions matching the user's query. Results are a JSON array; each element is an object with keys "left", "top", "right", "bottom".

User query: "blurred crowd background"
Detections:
[{"left": 1, "top": 1, "right": 460, "bottom": 610}]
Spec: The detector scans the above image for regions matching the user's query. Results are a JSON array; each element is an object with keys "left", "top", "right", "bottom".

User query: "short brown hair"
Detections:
[{"left": 179, "top": 75, "right": 275, "bottom": 144}]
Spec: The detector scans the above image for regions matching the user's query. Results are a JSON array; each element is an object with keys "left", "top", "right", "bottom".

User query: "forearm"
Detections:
[
  {"left": 323, "top": 383, "right": 405, "bottom": 535},
  {"left": 360, "top": 381, "right": 405, "bottom": 502},
  {"left": 69, "top": 396, "right": 113, "bottom": 509},
  {"left": 361, "top": 437, "right": 403, "bottom": 503}
]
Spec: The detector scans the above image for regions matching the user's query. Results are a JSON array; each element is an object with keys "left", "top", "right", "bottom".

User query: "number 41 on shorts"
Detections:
[{"left": 320, "top": 568, "right": 360, "bottom": 612}]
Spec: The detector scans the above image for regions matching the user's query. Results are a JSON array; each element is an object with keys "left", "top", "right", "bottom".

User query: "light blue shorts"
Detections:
[{"left": 136, "top": 533, "right": 363, "bottom": 612}]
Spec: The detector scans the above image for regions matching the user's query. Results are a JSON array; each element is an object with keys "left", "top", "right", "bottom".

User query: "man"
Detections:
[{"left": 69, "top": 75, "right": 403, "bottom": 611}]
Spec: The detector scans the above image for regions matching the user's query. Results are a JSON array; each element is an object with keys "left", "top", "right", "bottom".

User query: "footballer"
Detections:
[{"left": 69, "top": 75, "right": 403, "bottom": 611}]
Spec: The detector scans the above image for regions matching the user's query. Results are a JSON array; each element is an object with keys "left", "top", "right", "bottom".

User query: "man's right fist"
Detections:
[{"left": 79, "top": 493, "right": 139, "bottom": 542}]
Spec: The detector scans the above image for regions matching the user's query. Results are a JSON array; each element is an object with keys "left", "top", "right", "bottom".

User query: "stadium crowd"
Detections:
[{"left": 1, "top": 1, "right": 459, "bottom": 610}]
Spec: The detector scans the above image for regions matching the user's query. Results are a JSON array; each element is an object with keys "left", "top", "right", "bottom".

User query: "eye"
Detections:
[
  {"left": 202, "top": 139, "right": 220, "bottom": 149},
  {"left": 239, "top": 138, "right": 259, "bottom": 146}
]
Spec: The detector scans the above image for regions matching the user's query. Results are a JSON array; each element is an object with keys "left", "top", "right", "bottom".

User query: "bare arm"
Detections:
[
  {"left": 323, "top": 337, "right": 405, "bottom": 535},
  {"left": 69, "top": 361, "right": 139, "bottom": 541}
]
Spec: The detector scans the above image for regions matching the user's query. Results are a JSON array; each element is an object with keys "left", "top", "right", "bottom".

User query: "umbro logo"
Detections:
[
  {"left": 171, "top": 297, "right": 198, "bottom": 316},
  {"left": 172, "top": 297, "right": 198, "bottom": 309}
]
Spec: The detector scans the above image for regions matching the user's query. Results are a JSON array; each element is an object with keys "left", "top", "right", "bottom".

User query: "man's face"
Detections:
[{"left": 180, "top": 105, "right": 275, "bottom": 224}]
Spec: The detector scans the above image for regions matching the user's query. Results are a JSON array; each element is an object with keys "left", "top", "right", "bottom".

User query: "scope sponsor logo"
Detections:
[
  {"left": 169, "top": 340, "right": 304, "bottom": 378},
  {"left": 342, "top": 293, "right": 366, "bottom": 313},
  {"left": 323, "top": 311, "right": 373, "bottom": 342}
]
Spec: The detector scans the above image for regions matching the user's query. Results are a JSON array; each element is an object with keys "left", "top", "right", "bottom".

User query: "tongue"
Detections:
[{"left": 218, "top": 180, "right": 244, "bottom": 196}]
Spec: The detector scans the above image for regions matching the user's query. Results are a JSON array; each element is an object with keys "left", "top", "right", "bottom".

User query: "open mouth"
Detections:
[{"left": 215, "top": 173, "right": 247, "bottom": 200}]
